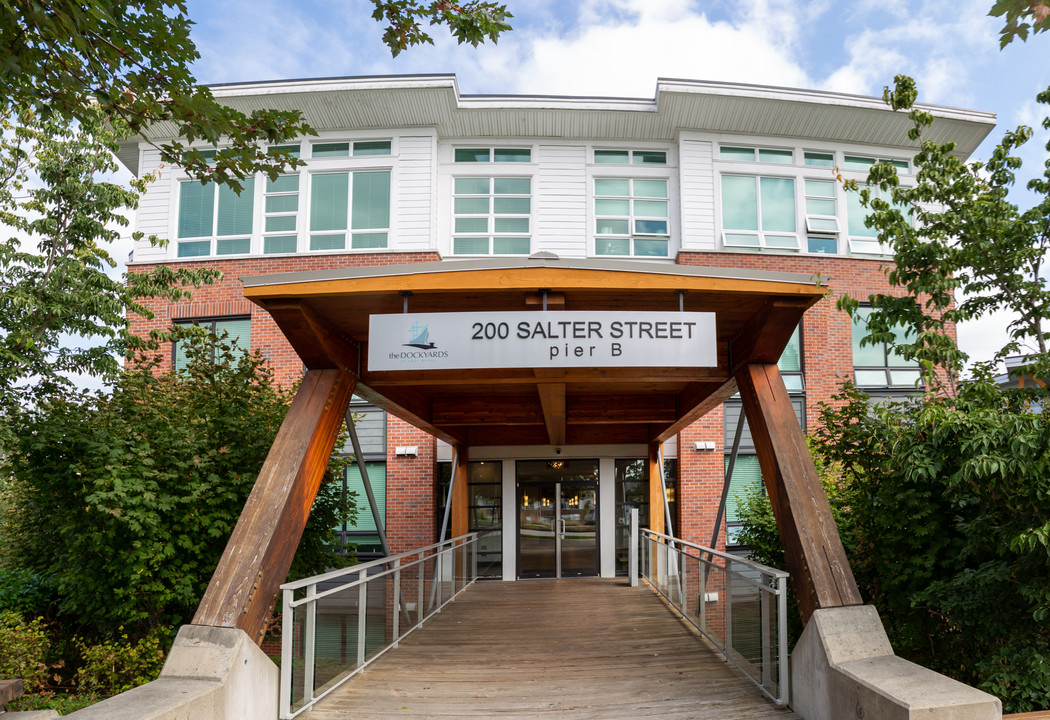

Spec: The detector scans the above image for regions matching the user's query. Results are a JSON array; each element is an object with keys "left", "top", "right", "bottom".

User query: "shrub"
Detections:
[
  {"left": 0, "top": 611, "right": 49, "bottom": 692},
  {"left": 75, "top": 629, "right": 167, "bottom": 697}
]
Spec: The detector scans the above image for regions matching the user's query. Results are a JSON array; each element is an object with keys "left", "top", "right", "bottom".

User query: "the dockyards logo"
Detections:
[
  {"left": 403, "top": 321, "right": 438, "bottom": 349},
  {"left": 388, "top": 321, "right": 449, "bottom": 363}
]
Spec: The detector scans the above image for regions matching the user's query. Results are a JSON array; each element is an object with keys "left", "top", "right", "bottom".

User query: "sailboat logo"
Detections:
[{"left": 403, "top": 321, "right": 438, "bottom": 350}]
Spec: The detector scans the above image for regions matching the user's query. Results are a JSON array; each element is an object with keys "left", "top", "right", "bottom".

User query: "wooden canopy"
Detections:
[
  {"left": 241, "top": 256, "right": 825, "bottom": 447},
  {"left": 194, "top": 256, "right": 862, "bottom": 643}
]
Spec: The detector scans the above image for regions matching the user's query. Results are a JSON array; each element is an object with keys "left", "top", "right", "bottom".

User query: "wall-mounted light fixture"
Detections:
[
  {"left": 394, "top": 446, "right": 418, "bottom": 457},
  {"left": 693, "top": 440, "right": 716, "bottom": 452}
]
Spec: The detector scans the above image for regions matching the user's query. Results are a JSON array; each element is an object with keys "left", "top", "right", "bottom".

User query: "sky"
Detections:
[{"left": 140, "top": 0, "right": 1049, "bottom": 373}]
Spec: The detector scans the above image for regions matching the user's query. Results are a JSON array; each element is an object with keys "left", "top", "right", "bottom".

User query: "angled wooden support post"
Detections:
[
  {"left": 736, "top": 363, "right": 863, "bottom": 625},
  {"left": 193, "top": 368, "right": 357, "bottom": 643},
  {"left": 450, "top": 445, "right": 470, "bottom": 539}
]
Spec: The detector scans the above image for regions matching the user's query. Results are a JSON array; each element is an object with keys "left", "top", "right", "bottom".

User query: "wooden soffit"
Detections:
[{"left": 242, "top": 257, "right": 825, "bottom": 446}]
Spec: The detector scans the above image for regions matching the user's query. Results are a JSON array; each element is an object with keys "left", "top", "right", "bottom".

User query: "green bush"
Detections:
[
  {"left": 1, "top": 333, "right": 353, "bottom": 638},
  {"left": 0, "top": 611, "right": 49, "bottom": 692},
  {"left": 75, "top": 629, "right": 167, "bottom": 697},
  {"left": 739, "top": 379, "right": 1050, "bottom": 713}
]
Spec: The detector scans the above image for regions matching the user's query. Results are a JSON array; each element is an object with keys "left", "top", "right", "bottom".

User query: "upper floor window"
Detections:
[
  {"left": 177, "top": 179, "right": 255, "bottom": 258},
  {"left": 594, "top": 149, "right": 666, "bottom": 165},
  {"left": 721, "top": 175, "right": 797, "bottom": 251},
  {"left": 172, "top": 317, "right": 250, "bottom": 371},
  {"left": 594, "top": 177, "right": 669, "bottom": 257},
  {"left": 454, "top": 147, "right": 531, "bottom": 163},
  {"left": 311, "top": 140, "right": 392, "bottom": 157},
  {"left": 851, "top": 306, "right": 921, "bottom": 389},
  {"left": 720, "top": 146, "right": 793, "bottom": 164},
  {"left": 452, "top": 177, "right": 531, "bottom": 255},
  {"left": 843, "top": 155, "right": 909, "bottom": 173},
  {"left": 309, "top": 170, "right": 391, "bottom": 251}
]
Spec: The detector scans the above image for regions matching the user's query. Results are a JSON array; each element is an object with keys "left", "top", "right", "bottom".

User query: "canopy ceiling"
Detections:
[{"left": 241, "top": 257, "right": 825, "bottom": 447}]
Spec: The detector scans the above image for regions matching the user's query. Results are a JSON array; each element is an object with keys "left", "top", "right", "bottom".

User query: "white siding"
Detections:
[
  {"left": 133, "top": 147, "right": 172, "bottom": 262},
  {"left": 392, "top": 135, "right": 437, "bottom": 252},
  {"left": 678, "top": 138, "right": 716, "bottom": 251},
  {"left": 534, "top": 144, "right": 588, "bottom": 258}
]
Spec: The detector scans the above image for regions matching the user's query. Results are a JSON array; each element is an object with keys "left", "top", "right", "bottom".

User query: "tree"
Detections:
[
  {"left": 990, "top": 0, "right": 1050, "bottom": 47},
  {"left": 0, "top": 333, "right": 354, "bottom": 638},
  {"left": 0, "top": 1, "right": 512, "bottom": 187},
  {"left": 0, "top": 109, "right": 220, "bottom": 431},
  {"left": 840, "top": 75, "right": 1050, "bottom": 390}
]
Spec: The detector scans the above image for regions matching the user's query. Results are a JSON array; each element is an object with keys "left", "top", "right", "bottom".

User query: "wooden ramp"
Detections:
[{"left": 301, "top": 578, "right": 800, "bottom": 720}]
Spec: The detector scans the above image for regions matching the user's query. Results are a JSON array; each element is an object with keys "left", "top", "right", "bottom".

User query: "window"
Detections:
[
  {"left": 615, "top": 459, "right": 648, "bottom": 576},
  {"left": 176, "top": 179, "right": 255, "bottom": 257},
  {"left": 804, "top": 151, "right": 834, "bottom": 167},
  {"left": 779, "top": 324, "right": 804, "bottom": 392},
  {"left": 338, "top": 462, "right": 387, "bottom": 557},
  {"left": 594, "top": 149, "right": 667, "bottom": 165},
  {"left": 721, "top": 175, "right": 798, "bottom": 250},
  {"left": 720, "top": 146, "right": 793, "bottom": 164},
  {"left": 594, "top": 177, "right": 669, "bottom": 257},
  {"left": 851, "top": 306, "right": 921, "bottom": 389},
  {"left": 263, "top": 174, "right": 299, "bottom": 254},
  {"left": 454, "top": 147, "right": 531, "bottom": 163},
  {"left": 311, "top": 140, "right": 392, "bottom": 158},
  {"left": 846, "top": 187, "right": 911, "bottom": 256},
  {"left": 843, "top": 155, "right": 909, "bottom": 173},
  {"left": 468, "top": 461, "right": 503, "bottom": 577},
  {"left": 309, "top": 170, "right": 390, "bottom": 251},
  {"left": 725, "top": 455, "right": 763, "bottom": 546},
  {"left": 452, "top": 177, "right": 531, "bottom": 255},
  {"left": 172, "top": 317, "right": 250, "bottom": 371}
]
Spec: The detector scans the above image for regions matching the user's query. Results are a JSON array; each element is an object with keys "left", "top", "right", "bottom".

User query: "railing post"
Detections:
[
  {"left": 724, "top": 561, "right": 733, "bottom": 664},
  {"left": 357, "top": 579, "right": 367, "bottom": 666},
  {"left": 471, "top": 534, "right": 478, "bottom": 580},
  {"left": 629, "top": 508, "right": 639, "bottom": 587},
  {"left": 417, "top": 553, "right": 425, "bottom": 628},
  {"left": 304, "top": 583, "right": 317, "bottom": 705},
  {"left": 280, "top": 588, "right": 293, "bottom": 719},
  {"left": 761, "top": 579, "right": 773, "bottom": 690},
  {"left": 392, "top": 558, "right": 401, "bottom": 647},
  {"left": 778, "top": 574, "right": 790, "bottom": 706},
  {"left": 699, "top": 561, "right": 707, "bottom": 635}
]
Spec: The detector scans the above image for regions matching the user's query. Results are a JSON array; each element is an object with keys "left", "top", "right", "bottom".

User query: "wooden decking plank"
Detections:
[{"left": 301, "top": 578, "right": 797, "bottom": 719}]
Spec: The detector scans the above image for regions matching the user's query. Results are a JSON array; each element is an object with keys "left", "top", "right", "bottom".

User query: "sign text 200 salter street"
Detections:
[{"left": 368, "top": 311, "right": 717, "bottom": 371}]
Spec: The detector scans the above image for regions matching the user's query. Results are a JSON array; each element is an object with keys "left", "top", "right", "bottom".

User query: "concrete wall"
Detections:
[{"left": 790, "top": 605, "right": 1001, "bottom": 720}]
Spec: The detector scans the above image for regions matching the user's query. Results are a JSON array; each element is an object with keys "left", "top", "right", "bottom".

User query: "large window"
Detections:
[
  {"left": 721, "top": 175, "right": 797, "bottom": 250},
  {"left": 177, "top": 179, "right": 255, "bottom": 258},
  {"left": 614, "top": 459, "right": 648, "bottom": 576},
  {"left": 594, "top": 177, "right": 670, "bottom": 257},
  {"left": 338, "top": 462, "right": 387, "bottom": 557},
  {"left": 851, "top": 306, "right": 921, "bottom": 390},
  {"left": 452, "top": 177, "right": 531, "bottom": 255},
  {"left": 724, "top": 455, "right": 763, "bottom": 546},
  {"left": 309, "top": 170, "right": 391, "bottom": 251},
  {"left": 435, "top": 461, "right": 504, "bottom": 577},
  {"left": 171, "top": 317, "right": 250, "bottom": 372}
]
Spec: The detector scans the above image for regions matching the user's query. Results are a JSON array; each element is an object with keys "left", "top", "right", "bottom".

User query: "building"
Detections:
[{"left": 120, "top": 74, "right": 995, "bottom": 581}]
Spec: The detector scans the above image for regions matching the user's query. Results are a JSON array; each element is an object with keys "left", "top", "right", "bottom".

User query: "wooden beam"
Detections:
[
  {"left": 649, "top": 442, "right": 665, "bottom": 536},
  {"left": 264, "top": 300, "right": 361, "bottom": 372},
  {"left": 363, "top": 365, "right": 729, "bottom": 387},
  {"left": 450, "top": 446, "right": 470, "bottom": 539},
  {"left": 569, "top": 394, "right": 678, "bottom": 424},
  {"left": 652, "top": 378, "right": 738, "bottom": 443},
  {"left": 193, "top": 369, "right": 357, "bottom": 643},
  {"left": 736, "top": 363, "right": 863, "bottom": 625},
  {"left": 432, "top": 395, "right": 544, "bottom": 425},
  {"left": 729, "top": 297, "right": 810, "bottom": 371},
  {"left": 352, "top": 383, "right": 464, "bottom": 446},
  {"left": 537, "top": 383, "right": 567, "bottom": 445}
]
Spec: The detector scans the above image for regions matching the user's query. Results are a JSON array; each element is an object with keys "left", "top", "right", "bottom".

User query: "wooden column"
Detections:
[
  {"left": 648, "top": 442, "right": 665, "bottom": 535},
  {"left": 450, "top": 446, "right": 470, "bottom": 539},
  {"left": 193, "top": 368, "right": 357, "bottom": 642},
  {"left": 736, "top": 363, "right": 863, "bottom": 624}
]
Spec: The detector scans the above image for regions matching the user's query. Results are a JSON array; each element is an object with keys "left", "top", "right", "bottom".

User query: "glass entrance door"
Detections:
[{"left": 517, "top": 459, "right": 599, "bottom": 578}]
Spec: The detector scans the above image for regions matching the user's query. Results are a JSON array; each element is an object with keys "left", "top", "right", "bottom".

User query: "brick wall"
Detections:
[
  {"left": 384, "top": 417, "right": 437, "bottom": 553},
  {"left": 127, "top": 251, "right": 440, "bottom": 386}
]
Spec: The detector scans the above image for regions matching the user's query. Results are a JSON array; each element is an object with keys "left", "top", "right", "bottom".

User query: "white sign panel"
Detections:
[{"left": 367, "top": 311, "right": 717, "bottom": 371}]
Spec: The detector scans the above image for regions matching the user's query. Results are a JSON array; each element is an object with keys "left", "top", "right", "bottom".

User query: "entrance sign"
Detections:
[{"left": 368, "top": 311, "right": 717, "bottom": 371}]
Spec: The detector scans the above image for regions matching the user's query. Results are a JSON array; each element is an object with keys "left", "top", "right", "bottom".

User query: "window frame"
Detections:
[
  {"left": 850, "top": 305, "right": 923, "bottom": 391},
  {"left": 450, "top": 175, "right": 533, "bottom": 256},
  {"left": 590, "top": 173, "right": 674, "bottom": 258},
  {"left": 170, "top": 315, "right": 251, "bottom": 372}
]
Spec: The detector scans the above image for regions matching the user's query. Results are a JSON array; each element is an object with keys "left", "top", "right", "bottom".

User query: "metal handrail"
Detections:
[
  {"left": 279, "top": 533, "right": 480, "bottom": 719},
  {"left": 634, "top": 523, "right": 790, "bottom": 706}
]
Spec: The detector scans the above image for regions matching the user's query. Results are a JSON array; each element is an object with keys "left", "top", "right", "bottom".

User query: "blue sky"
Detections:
[{"left": 177, "top": 0, "right": 1050, "bottom": 367}]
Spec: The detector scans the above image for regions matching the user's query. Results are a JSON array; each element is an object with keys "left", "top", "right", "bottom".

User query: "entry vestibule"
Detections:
[{"left": 451, "top": 445, "right": 663, "bottom": 581}]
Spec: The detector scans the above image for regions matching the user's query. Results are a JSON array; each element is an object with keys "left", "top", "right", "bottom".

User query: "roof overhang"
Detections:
[
  {"left": 242, "top": 256, "right": 826, "bottom": 447},
  {"left": 116, "top": 74, "right": 996, "bottom": 175}
]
